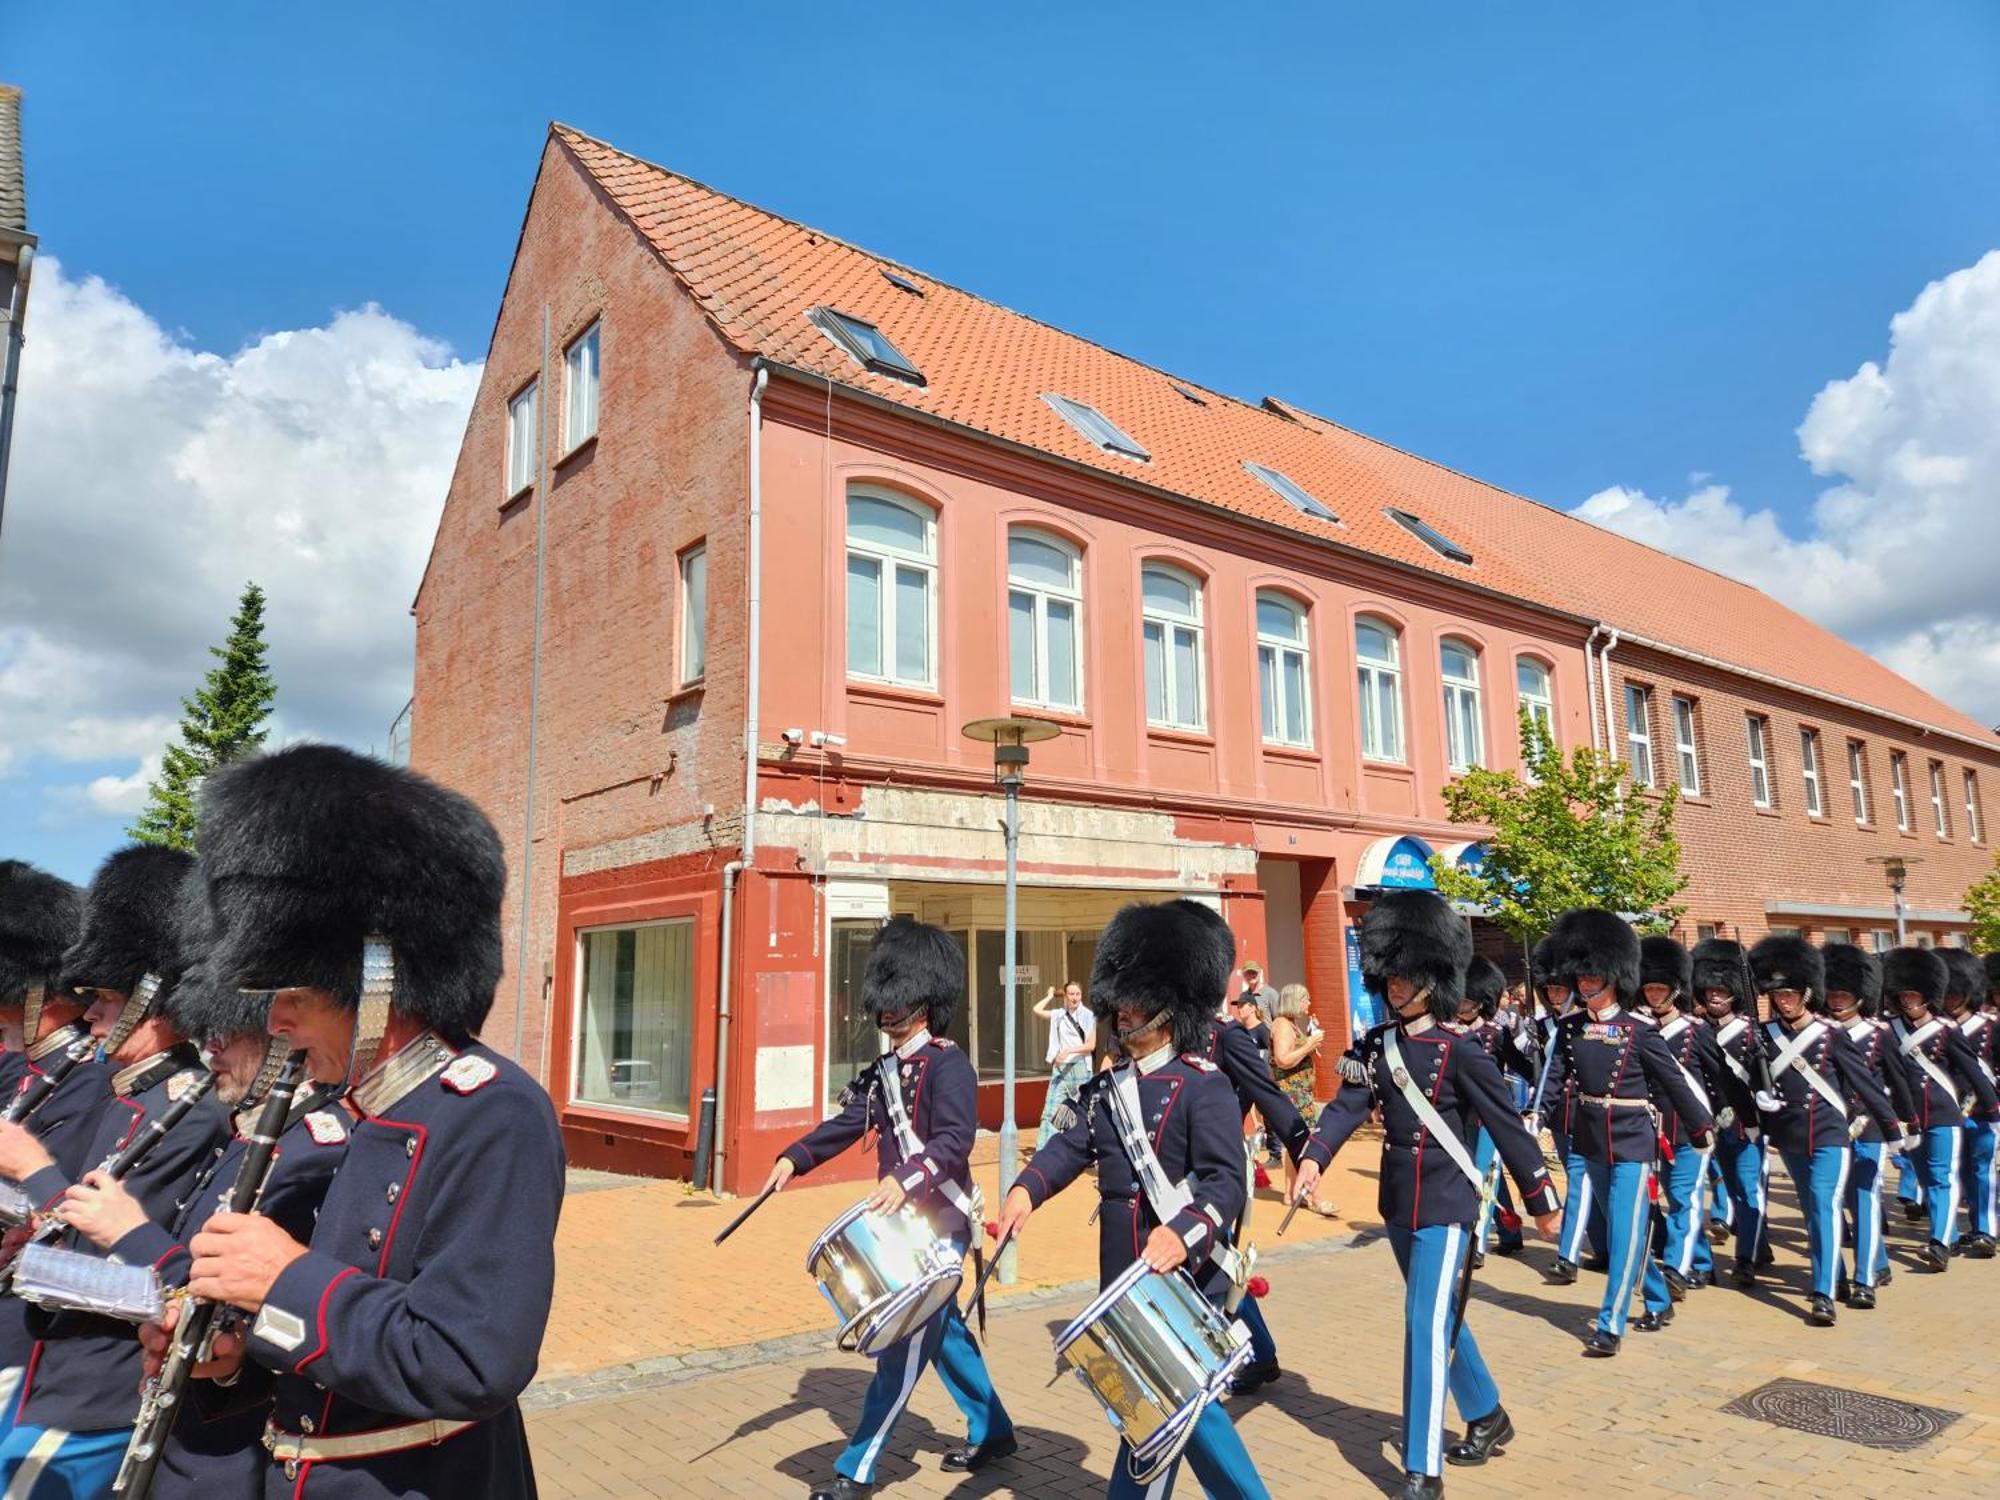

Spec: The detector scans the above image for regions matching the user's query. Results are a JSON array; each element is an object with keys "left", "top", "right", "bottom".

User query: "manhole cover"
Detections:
[{"left": 1723, "top": 1378, "right": 1959, "bottom": 1452}]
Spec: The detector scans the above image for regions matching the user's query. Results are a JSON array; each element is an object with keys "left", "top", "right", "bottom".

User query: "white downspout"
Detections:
[
  {"left": 711, "top": 860, "right": 744, "bottom": 1194},
  {"left": 1584, "top": 624, "right": 1607, "bottom": 754},
  {"left": 1598, "top": 627, "right": 1623, "bottom": 758},
  {"left": 743, "top": 361, "right": 768, "bottom": 862}
]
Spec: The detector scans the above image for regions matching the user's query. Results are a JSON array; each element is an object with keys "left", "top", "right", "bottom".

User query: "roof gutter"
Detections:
[{"left": 743, "top": 360, "right": 769, "bottom": 861}]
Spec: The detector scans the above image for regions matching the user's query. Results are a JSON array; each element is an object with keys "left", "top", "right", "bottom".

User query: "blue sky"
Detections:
[{"left": 4, "top": 2, "right": 1999, "bottom": 880}]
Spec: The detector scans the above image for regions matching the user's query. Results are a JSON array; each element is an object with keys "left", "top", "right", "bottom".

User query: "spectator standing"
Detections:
[
  {"left": 1032, "top": 981, "right": 1095, "bottom": 1148},
  {"left": 1269, "top": 984, "right": 1333, "bottom": 1216}
]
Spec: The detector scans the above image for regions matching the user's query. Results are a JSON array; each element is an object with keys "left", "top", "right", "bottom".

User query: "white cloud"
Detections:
[
  {"left": 0, "top": 261, "right": 482, "bottom": 813},
  {"left": 1574, "top": 249, "right": 2000, "bottom": 726}
]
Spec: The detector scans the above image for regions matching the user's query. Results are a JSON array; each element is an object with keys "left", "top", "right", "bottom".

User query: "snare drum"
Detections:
[
  {"left": 806, "top": 1199, "right": 965, "bottom": 1357},
  {"left": 1054, "top": 1259, "right": 1252, "bottom": 1483}
]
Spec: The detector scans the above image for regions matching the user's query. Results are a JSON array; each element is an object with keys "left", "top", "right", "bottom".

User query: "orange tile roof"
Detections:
[{"left": 551, "top": 124, "right": 1994, "bottom": 748}]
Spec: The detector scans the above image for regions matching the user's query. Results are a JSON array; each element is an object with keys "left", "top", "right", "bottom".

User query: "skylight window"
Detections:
[
  {"left": 1386, "top": 507, "right": 1473, "bottom": 565},
  {"left": 881, "top": 269, "right": 925, "bottom": 296},
  {"left": 1043, "top": 393, "right": 1149, "bottom": 462},
  {"left": 1243, "top": 462, "right": 1336, "bottom": 522},
  {"left": 808, "top": 308, "right": 925, "bottom": 385},
  {"left": 1172, "top": 384, "right": 1208, "bottom": 406}
]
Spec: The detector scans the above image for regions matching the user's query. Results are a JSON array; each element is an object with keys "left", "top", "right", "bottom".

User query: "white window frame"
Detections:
[
  {"left": 1140, "top": 562, "right": 1206, "bottom": 732},
  {"left": 845, "top": 489, "right": 938, "bottom": 689},
  {"left": 571, "top": 915, "right": 697, "bottom": 1121},
  {"left": 1890, "top": 751, "right": 1909, "bottom": 831},
  {"left": 1966, "top": 770, "right": 1983, "bottom": 844},
  {"left": 1624, "top": 684, "right": 1654, "bottom": 788},
  {"left": 1516, "top": 658, "right": 1554, "bottom": 740},
  {"left": 1746, "top": 714, "right": 1772, "bottom": 808},
  {"left": 505, "top": 381, "right": 538, "bottom": 497},
  {"left": 1800, "top": 728, "right": 1823, "bottom": 817},
  {"left": 1255, "top": 591, "right": 1313, "bottom": 749},
  {"left": 678, "top": 544, "right": 707, "bottom": 685},
  {"left": 1671, "top": 696, "right": 1701, "bottom": 796},
  {"left": 1930, "top": 761, "right": 1950, "bottom": 836},
  {"left": 1007, "top": 527, "right": 1084, "bottom": 713},
  {"left": 1440, "top": 639, "right": 1484, "bottom": 772},
  {"left": 1042, "top": 393, "right": 1148, "bottom": 462},
  {"left": 1355, "top": 617, "right": 1405, "bottom": 763},
  {"left": 1850, "top": 741, "right": 1872, "bottom": 825},
  {"left": 563, "top": 320, "right": 601, "bottom": 453}
]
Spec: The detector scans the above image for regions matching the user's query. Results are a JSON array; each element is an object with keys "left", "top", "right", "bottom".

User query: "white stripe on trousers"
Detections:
[
  {"left": 4, "top": 1428, "right": 70, "bottom": 1500},
  {"left": 1420, "top": 1226, "right": 1462, "bottom": 1475},
  {"left": 1856, "top": 1152, "right": 1882, "bottom": 1286},
  {"left": 1562, "top": 1171, "right": 1595, "bottom": 1261},
  {"left": 0, "top": 1370, "right": 18, "bottom": 1427},
  {"left": 1610, "top": 1167, "right": 1651, "bottom": 1330},
  {"left": 854, "top": 1332, "right": 930, "bottom": 1482},
  {"left": 1824, "top": 1148, "right": 1852, "bottom": 1299},
  {"left": 1676, "top": 1149, "right": 1713, "bottom": 1275},
  {"left": 1945, "top": 1128, "right": 1963, "bottom": 1241}
]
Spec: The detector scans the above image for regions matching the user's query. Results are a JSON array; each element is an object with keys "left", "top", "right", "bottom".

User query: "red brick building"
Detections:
[{"left": 411, "top": 125, "right": 2000, "bottom": 1191}]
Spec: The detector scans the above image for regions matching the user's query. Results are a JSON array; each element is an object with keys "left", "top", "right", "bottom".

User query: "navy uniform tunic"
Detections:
[
  {"left": 1019, "top": 1052, "right": 1244, "bottom": 1295},
  {"left": 1839, "top": 1017, "right": 1917, "bottom": 1142},
  {"left": 1306, "top": 1020, "right": 1560, "bottom": 1227},
  {"left": 1201, "top": 1018, "right": 1308, "bottom": 1160},
  {"left": 1459, "top": 1017, "right": 1537, "bottom": 1088},
  {"left": 245, "top": 1039, "right": 564, "bottom": 1500},
  {"left": 1648, "top": 1012, "right": 1745, "bottom": 1147},
  {"left": 1887, "top": 1016, "right": 1999, "bottom": 1129},
  {"left": 1756, "top": 1020, "right": 1900, "bottom": 1154},
  {"left": 1540, "top": 1006, "right": 1714, "bottom": 1163},
  {"left": 1705, "top": 1013, "right": 1765, "bottom": 1144},
  {"left": 1958, "top": 1011, "right": 2000, "bottom": 1090},
  {"left": 104, "top": 1088, "right": 347, "bottom": 1500},
  {"left": 17, "top": 1047, "right": 229, "bottom": 1434},
  {"left": 782, "top": 1034, "right": 977, "bottom": 1243}
]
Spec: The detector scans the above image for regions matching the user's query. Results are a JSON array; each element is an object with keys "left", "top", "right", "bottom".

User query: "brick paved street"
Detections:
[{"left": 527, "top": 1156, "right": 2000, "bottom": 1498}]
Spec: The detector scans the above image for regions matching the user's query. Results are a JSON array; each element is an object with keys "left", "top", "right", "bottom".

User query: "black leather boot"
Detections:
[
  {"left": 1549, "top": 1257, "right": 1578, "bottom": 1285},
  {"left": 809, "top": 1479, "right": 873, "bottom": 1500},
  {"left": 1583, "top": 1327, "right": 1620, "bottom": 1357},
  {"left": 1848, "top": 1283, "right": 1877, "bottom": 1310},
  {"left": 941, "top": 1431, "right": 1018, "bottom": 1473},
  {"left": 1808, "top": 1294, "right": 1837, "bottom": 1326},
  {"left": 1398, "top": 1472, "right": 1444, "bottom": 1498},
  {"left": 1445, "top": 1406, "right": 1513, "bottom": 1467},
  {"left": 1922, "top": 1238, "right": 1952, "bottom": 1272},
  {"left": 1631, "top": 1305, "right": 1674, "bottom": 1332}
]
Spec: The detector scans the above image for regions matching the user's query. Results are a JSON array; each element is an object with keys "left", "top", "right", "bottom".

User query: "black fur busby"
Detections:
[
  {"left": 1089, "top": 899, "right": 1234, "bottom": 1054},
  {"left": 1691, "top": 938, "right": 1752, "bottom": 1012},
  {"left": 1939, "top": 948, "right": 1986, "bottom": 1010},
  {"left": 862, "top": 916, "right": 962, "bottom": 1035},
  {"left": 57, "top": 845, "right": 194, "bottom": 1000},
  {"left": 1882, "top": 947, "right": 1947, "bottom": 1010},
  {"left": 1545, "top": 908, "right": 1639, "bottom": 1003},
  {"left": 1638, "top": 934, "right": 1693, "bottom": 1005},
  {"left": 196, "top": 745, "right": 506, "bottom": 1043},
  {"left": 164, "top": 866, "right": 268, "bottom": 1043},
  {"left": 1986, "top": 952, "right": 2000, "bottom": 1001},
  {"left": 0, "top": 861, "right": 82, "bottom": 1009},
  {"left": 1749, "top": 933, "right": 1824, "bottom": 1009},
  {"left": 1528, "top": 936, "right": 1569, "bottom": 1001},
  {"left": 1360, "top": 890, "right": 1471, "bottom": 1024},
  {"left": 1463, "top": 956, "right": 1505, "bottom": 1019},
  {"left": 1822, "top": 943, "right": 1882, "bottom": 1016}
]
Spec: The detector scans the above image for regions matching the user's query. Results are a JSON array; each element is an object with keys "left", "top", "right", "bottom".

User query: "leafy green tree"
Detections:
[
  {"left": 1430, "top": 710, "right": 1689, "bottom": 940},
  {"left": 1964, "top": 855, "right": 2000, "bottom": 953},
  {"left": 130, "top": 583, "right": 278, "bottom": 850}
]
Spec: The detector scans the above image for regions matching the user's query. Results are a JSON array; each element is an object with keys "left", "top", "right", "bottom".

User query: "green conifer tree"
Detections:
[{"left": 129, "top": 583, "right": 278, "bottom": 850}]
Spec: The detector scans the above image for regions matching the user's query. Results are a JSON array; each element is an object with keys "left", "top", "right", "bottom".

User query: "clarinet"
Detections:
[
  {"left": 0, "top": 1068, "right": 219, "bottom": 1296},
  {"left": 114, "top": 1052, "right": 308, "bottom": 1498},
  {"left": 3, "top": 1033, "right": 97, "bottom": 1125}
]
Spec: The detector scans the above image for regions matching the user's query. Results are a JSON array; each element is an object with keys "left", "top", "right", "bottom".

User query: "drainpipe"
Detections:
[
  {"left": 1597, "top": 627, "right": 1623, "bottom": 759},
  {"left": 1583, "top": 624, "right": 1608, "bottom": 754},
  {"left": 0, "top": 243, "right": 33, "bottom": 544},
  {"left": 512, "top": 304, "right": 553, "bottom": 1068},
  {"left": 711, "top": 860, "right": 744, "bottom": 1194},
  {"left": 743, "top": 362, "right": 768, "bottom": 862}
]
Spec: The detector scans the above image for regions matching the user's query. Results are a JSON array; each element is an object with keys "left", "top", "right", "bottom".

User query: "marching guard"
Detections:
[
  {"left": 1746, "top": 935, "right": 1901, "bottom": 1326},
  {"left": 1882, "top": 946, "right": 1997, "bottom": 1271},
  {"left": 997, "top": 899, "right": 1270, "bottom": 1500},
  {"left": 762, "top": 917, "right": 1014, "bottom": 1500},
  {"left": 1938, "top": 950, "right": 1999, "bottom": 1256},
  {"left": 1289, "top": 893, "right": 1559, "bottom": 1500},
  {"left": 1527, "top": 940, "right": 1604, "bottom": 1281},
  {"left": 1821, "top": 943, "right": 1914, "bottom": 1307},
  {"left": 1538, "top": 909, "right": 1713, "bottom": 1354},
  {"left": 1691, "top": 939, "right": 1770, "bottom": 1286},
  {"left": 171, "top": 743, "right": 566, "bottom": 1499},
  {"left": 1454, "top": 957, "right": 1533, "bottom": 1263}
]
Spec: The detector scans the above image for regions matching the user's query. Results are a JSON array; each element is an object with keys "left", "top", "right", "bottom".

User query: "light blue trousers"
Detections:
[
  {"left": 1584, "top": 1158, "right": 1669, "bottom": 1335},
  {"left": 1777, "top": 1145, "right": 1853, "bottom": 1301},
  {"left": 836, "top": 1297, "right": 1011, "bottom": 1483},
  {"left": 1844, "top": 1137, "right": 1889, "bottom": 1287},
  {"left": 1385, "top": 1222, "right": 1500, "bottom": 1479}
]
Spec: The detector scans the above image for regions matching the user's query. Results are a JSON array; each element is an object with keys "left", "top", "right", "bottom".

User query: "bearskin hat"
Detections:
[
  {"left": 1986, "top": 952, "right": 2000, "bottom": 1001},
  {"left": 1359, "top": 891, "right": 1470, "bottom": 1024},
  {"left": 57, "top": 845, "right": 194, "bottom": 1002},
  {"left": 1822, "top": 943, "right": 1882, "bottom": 1016},
  {"left": 196, "top": 745, "right": 505, "bottom": 1044},
  {"left": 1528, "top": 936, "right": 1569, "bottom": 1000},
  {"left": 0, "top": 861, "right": 82, "bottom": 1009},
  {"left": 1463, "top": 956, "right": 1505, "bottom": 1019},
  {"left": 1545, "top": 908, "right": 1639, "bottom": 1003},
  {"left": 1749, "top": 933, "right": 1824, "bottom": 1011},
  {"left": 1638, "top": 934, "right": 1692, "bottom": 1006},
  {"left": 1939, "top": 948, "right": 1986, "bottom": 1011},
  {"left": 1882, "top": 947, "right": 1947, "bottom": 1010},
  {"left": 862, "top": 916, "right": 962, "bottom": 1035},
  {"left": 164, "top": 866, "right": 269, "bottom": 1044},
  {"left": 1089, "top": 899, "right": 1234, "bottom": 1054},
  {"left": 1691, "top": 938, "right": 1752, "bottom": 1011}
]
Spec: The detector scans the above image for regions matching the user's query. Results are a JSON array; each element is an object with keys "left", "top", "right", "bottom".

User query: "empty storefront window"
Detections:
[{"left": 574, "top": 919, "right": 695, "bottom": 1116}]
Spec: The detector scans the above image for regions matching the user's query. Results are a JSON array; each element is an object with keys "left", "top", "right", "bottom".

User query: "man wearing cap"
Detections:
[
  {"left": 1821, "top": 943, "right": 1914, "bottom": 1308},
  {"left": 156, "top": 745, "right": 564, "bottom": 1500},
  {"left": 763, "top": 916, "right": 1014, "bottom": 1500}
]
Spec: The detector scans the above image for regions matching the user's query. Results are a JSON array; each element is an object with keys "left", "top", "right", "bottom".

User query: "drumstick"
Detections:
[
  {"left": 711, "top": 1185, "right": 777, "bottom": 1246},
  {"left": 966, "top": 1226, "right": 1015, "bottom": 1317},
  {"left": 1276, "top": 1194, "right": 1305, "bottom": 1239}
]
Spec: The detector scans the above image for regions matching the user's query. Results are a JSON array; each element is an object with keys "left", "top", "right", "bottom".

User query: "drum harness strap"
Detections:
[
  {"left": 1763, "top": 1020, "right": 1848, "bottom": 1119},
  {"left": 1103, "top": 1066, "right": 1251, "bottom": 1309},
  {"left": 1655, "top": 1014, "right": 1715, "bottom": 1117},
  {"left": 876, "top": 1054, "right": 990, "bottom": 1331}
]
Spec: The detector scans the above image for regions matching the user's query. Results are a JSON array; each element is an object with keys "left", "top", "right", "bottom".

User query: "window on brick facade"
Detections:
[
  {"left": 563, "top": 321, "right": 600, "bottom": 452},
  {"left": 1930, "top": 760, "right": 1950, "bottom": 837},
  {"left": 846, "top": 490, "right": 936, "bottom": 688},
  {"left": 1141, "top": 563, "right": 1205, "bottom": 731},
  {"left": 1966, "top": 770, "right": 1984, "bottom": 844},
  {"left": 1823, "top": 927, "right": 1853, "bottom": 946},
  {"left": 1356, "top": 617, "right": 1405, "bottom": 763},
  {"left": 506, "top": 381, "right": 537, "bottom": 496},
  {"left": 1800, "top": 728, "right": 1823, "bottom": 816},
  {"left": 1851, "top": 741, "right": 1873, "bottom": 826},
  {"left": 678, "top": 544, "right": 707, "bottom": 685},
  {"left": 1870, "top": 931, "right": 1891, "bottom": 953},
  {"left": 1746, "top": 715, "right": 1772, "bottom": 808},
  {"left": 1441, "top": 639, "right": 1484, "bottom": 772},
  {"left": 1697, "top": 923, "right": 1718, "bottom": 943},
  {"left": 1043, "top": 393, "right": 1149, "bottom": 462},
  {"left": 575, "top": 918, "right": 695, "bottom": 1117},
  {"left": 1516, "top": 659, "right": 1554, "bottom": 741},
  {"left": 1256, "top": 592, "right": 1312, "bottom": 748},
  {"left": 1007, "top": 528, "right": 1083, "bottom": 713},
  {"left": 1671, "top": 696, "right": 1700, "bottom": 795},
  {"left": 1624, "top": 684, "right": 1655, "bottom": 788},
  {"left": 1890, "top": 751, "right": 1910, "bottom": 830}
]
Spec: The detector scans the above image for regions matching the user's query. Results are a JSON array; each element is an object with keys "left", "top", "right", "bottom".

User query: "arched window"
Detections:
[
  {"left": 1515, "top": 658, "right": 1554, "bottom": 741},
  {"left": 1355, "top": 617, "right": 1404, "bottom": 763},
  {"left": 1440, "top": 639, "right": 1484, "bottom": 772},
  {"left": 1141, "top": 563, "right": 1205, "bottom": 731},
  {"left": 846, "top": 490, "right": 936, "bottom": 688},
  {"left": 1255, "top": 591, "right": 1312, "bottom": 747},
  {"left": 1007, "top": 528, "right": 1083, "bottom": 711}
]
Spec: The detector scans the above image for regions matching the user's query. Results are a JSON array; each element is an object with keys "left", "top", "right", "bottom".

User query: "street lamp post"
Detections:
[
  {"left": 961, "top": 715, "right": 1060, "bottom": 1284},
  {"left": 1867, "top": 854, "right": 1922, "bottom": 946}
]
